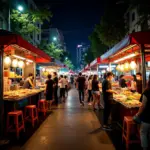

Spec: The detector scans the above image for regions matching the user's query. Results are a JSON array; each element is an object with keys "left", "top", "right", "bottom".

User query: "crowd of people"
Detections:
[{"left": 75, "top": 72, "right": 150, "bottom": 150}]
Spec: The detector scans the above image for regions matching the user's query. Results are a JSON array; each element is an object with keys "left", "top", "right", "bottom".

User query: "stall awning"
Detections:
[
  {"left": 101, "top": 31, "right": 150, "bottom": 62},
  {"left": 90, "top": 57, "right": 101, "bottom": 68},
  {"left": 85, "top": 64, "right": 90, "bottom": 70},
  {"left": 0, "top": 30, "right": 51, "bottom": 63}
]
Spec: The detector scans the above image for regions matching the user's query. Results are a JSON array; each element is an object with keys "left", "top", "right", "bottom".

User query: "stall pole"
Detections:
[
  {"left": 0, "top": 46, "right": 4, "bottom": 137},
  {"left": 109, "top": 62, "right": 112, "bottom": 71},
  {"left": 97, "top": 64, "right": 99, "bottom": 75},
  {"left": 141, "top": 44, "right": 146, "bottom": 90}
]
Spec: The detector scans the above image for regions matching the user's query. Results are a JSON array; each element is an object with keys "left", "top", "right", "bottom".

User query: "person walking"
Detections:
[
  {"left": 59, "top": 75, "right": 66, "bottom": 102},
  {"left": 134, "top": 80, "right": 150, "bottom": 150},
  {"left": 102, "top": 72, "right": 117, "bottom": 130},
  {"left": 53, "top": 72, "right": 58, "bottom": 106},
  {"left": 64, "top": 76, "right": 69, "bottom": 96},
  {"left": 87, "top": 75, "right": 93, "bottom": 105},
  {"left": 76, "top": 72, "right": 86, "bottom": 106},
  {"left": 45, "top": 74, "right": 54, "bottom": 110},
  {"left": 92, "top": 75, "right": 101, "bottom": 110}
]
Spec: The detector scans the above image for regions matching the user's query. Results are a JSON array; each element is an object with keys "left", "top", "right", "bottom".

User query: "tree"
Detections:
[
  {"left": 89, "top": 31, "right": 108, "bottom": 58},
  {"left": 39, "top": 41, "right": 64, "bottom": 60},
  {"left": 84, "top": 47, "right": 95, "bottom": 64},
  {"left": 64, "top": 59, "right": 74, "bottom": 70},
  {"left": 95, "top": 1, "right": 127, "bottom": 46},
  {"left": 11, "top": 9, "right": 52, "bottom": 42}
]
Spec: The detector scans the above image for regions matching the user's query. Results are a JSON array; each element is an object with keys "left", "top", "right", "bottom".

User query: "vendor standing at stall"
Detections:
[
  {"left": 102, "top": 72, "right": 117, "bottom": 131},
  {"left": 136, "top": 72, "right": 142, "bottom": 94},
  {"left": 119, "top": 75, "right": 127, "bottom": 88},
  {"left": 53, "top": 72, "right": 58, "bottom": 106},
  {"left": 23, "top": 73, "right": 34, "bottom": 89}
]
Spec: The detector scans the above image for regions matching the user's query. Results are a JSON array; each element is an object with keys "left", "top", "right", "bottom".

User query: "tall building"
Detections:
[
  {"left": 76, "top": 43, "right": 89, "bottom": 69},
  {"left": 42, "top": 28, "right": 66, "bottom": 50},
  {"left": 124, "top": 6, "right": 150, "bottom": 33},
  {"left": 25, "top": 0, "right": 41, "bottom": 46},
  {"left": 0, "top": 0, "right": 41, "bottom": 46}
]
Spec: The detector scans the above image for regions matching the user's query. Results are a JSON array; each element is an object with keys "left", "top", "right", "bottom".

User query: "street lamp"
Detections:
[
  {"left": 8, "top": 5, "right": 24, "bottom": 31},
  {"left": 17, "top": 5, "right": 24, "bottom": 12},
  {"left": 65, "top": 57, "right": 68, "bottom": 60},
  {"left": 53, "top": 37, "right": 57, "bottom": 41}
]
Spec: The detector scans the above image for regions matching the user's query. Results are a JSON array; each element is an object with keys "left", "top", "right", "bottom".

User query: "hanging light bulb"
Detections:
[
  {"left": 12, "top": 59, "right": 18, "bottom": 67},
  {"left": 116, "top": 64, "right": 121, "bottom": 71},
  {"left": 130, "top": 61, "right": 137, "bottom": 70},
  {"left": 18, "top": 60, "right": 24, "bottom": 68},
  {"left": 4, "top": 56, "right": 11, "bottom": 65},
  {"left": 26, "top": 61, "right": 29, "bottom": 65},
  {"left": 120, "top": 64, "right": 124, "bottom": 72},
  {"left": 124, "top": 62, "right": 130, "bottom": 72},
  {"left": 42, "top": 68, "right": 45, "bottom": 72}
]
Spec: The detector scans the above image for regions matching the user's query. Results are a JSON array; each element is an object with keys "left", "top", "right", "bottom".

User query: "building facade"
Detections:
[
  {"left": 124, "top": 7, "right": 150, "bottom": 34},
  {"left": 25, "top": 0, "right": 41, "bottom": 46},
  {"left": 76, "top": 44, "right": 89, "bottom": 69}
]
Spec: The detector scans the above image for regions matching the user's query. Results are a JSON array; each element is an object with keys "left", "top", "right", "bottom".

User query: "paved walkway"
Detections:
[{"left": 20, "top": 88, "right": 115, "bottom": 150}]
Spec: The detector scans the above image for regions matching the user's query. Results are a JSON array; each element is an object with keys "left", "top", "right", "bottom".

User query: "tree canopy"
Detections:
[
  {"left": 11, "top": 9, "right": 52, "bottom": 42},
  {"left": 64, "top": 59, "right": 74, "bottom": 70},
  {"left": 94, "top": 1, "right": 127, "bottom": 47},
  {"left": 39, "top": 41, "right": 64, "bottom": 60}
]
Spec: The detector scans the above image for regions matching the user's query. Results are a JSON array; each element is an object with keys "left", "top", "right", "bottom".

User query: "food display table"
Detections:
[{"left": 112, "top": 90, "right": 141, "bottom": 127}]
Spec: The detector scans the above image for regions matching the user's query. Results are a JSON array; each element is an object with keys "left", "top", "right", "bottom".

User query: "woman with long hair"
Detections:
[{"left": 92, "top": 74, "right": 101, "bottom": 111}]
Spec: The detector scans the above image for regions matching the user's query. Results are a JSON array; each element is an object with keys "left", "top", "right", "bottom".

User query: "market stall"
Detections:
[
  {"left": 0, "top": 30, "right": 51, "bottom": 136},
  {"left": 100, "top": 31, "right": 150, "bottom": 125}
]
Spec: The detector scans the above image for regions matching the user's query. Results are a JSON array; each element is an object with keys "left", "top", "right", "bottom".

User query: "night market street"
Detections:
[{"left": 7, "top": 88, "right": 115, "bottom": 150}]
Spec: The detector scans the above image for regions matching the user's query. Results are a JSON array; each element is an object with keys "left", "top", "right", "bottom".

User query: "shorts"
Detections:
[
  {"left": 92, "top": 91, "right": 100, "bottom": 96},
  {"left": 46, "top": 93, "right": 53, "bottom": 100},
  {"left": 60, "top": 88, "right": 65, "bottom": 98}
]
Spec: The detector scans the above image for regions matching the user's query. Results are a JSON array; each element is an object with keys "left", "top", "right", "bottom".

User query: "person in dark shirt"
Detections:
[
  {"left": 92, "top": 75, "right": 101, "bottom": 111},
  {"left": 45, "top": 74, "right": 54, "bottom": 110},
  {"left": 135, "top": 80, "right": 150, "bottom": 150},
  {"left": 53, "top": 72, "right": 58, "bottom": 105},
  {"left": 76, "top": 72, "right": 86, "bottom": 106},
  {"left": 136, "top": 72, "right": 142, "bottom": 94},
  {"left": 102, "top": 72, "right": 117, "bottom": 131},
  {"left": 119, "top": 75, "right": 127, "bottom": 88}
]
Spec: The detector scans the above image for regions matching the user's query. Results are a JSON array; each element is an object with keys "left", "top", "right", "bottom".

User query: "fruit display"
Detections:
[{"left": 4, "top": 89, "right": 45, "bottom": 100}]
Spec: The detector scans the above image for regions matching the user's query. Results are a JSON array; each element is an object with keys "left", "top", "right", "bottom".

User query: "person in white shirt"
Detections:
[
  {"left": 59, "top": 75, "right": 66, "bottom": 102},
  {"left": 87, "top": 75, "right": 93, "bottom": 105}
]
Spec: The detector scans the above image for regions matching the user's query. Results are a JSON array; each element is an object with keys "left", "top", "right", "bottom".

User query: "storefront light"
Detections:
[
  {"left": 124, "top": 62, "right": 130, "bottom": 72},
  {"left": 130, "top": 61, "right": 137, "bottom": 70},
  {"left": 26, "top": 59, "right": 33, "bottom": 63},
  {"left": 120, "top": 64, "right": 124, "bottom": 72},
  {"left": 12, "top": 59, "right": 18, "bottom": 67},
  {"left": 13, "top": 55, "right": 25, "bottom": 60},
  {"left": 4, "top": 56, "right": 11, "bottom": 66},
  {"left": 114, "top": 54, "right": 137, "bottom": 63},
  {"left": 18, "top": 60, "right": 25, "bottom": 68}
]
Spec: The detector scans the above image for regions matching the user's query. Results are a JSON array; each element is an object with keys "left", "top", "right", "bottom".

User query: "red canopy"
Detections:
[
  {"left": 90, "top": 57, "right": 101, "bottom": 68},
  {"left": 101, "top": 31, "right": 150, "bottom": 62},
  {"left": 0, "top": 30, "right": 51, "bottom": 63}
]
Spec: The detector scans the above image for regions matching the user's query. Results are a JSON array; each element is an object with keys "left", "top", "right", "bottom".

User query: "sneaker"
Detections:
[
  {"left": 88, "top": 103, "right": 92, "bottom": 106},
  {"left": 102, "top": 126, "right": 112, "bottom": 131}
]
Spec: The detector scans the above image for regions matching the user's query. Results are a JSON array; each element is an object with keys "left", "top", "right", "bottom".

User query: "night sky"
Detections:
[{"left": 35, "top": 0, "right": 106, "bottom": 65}]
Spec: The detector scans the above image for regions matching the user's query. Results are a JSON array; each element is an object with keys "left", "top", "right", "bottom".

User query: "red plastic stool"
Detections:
[
  {"left": 38, "top": 99, "right": 48, "bottom": 116},
  {"left": 7, "top": 110, "right": 25, "bottom": 139},
  {"left": 24, "top": 105, "right": 38, "bottom": 127},
  {"left": 122, "top": 116, "right": 140, "bottom": 150}
]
